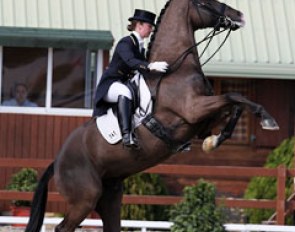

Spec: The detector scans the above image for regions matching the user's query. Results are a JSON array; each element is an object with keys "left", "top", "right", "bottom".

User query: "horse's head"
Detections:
[{"left": 191, "top": 0, "right": 245, "bottom": 30}]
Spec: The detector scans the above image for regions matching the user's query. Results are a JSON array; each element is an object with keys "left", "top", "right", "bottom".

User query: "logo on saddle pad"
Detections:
[{"left": 96, "top": 74, "right": 152, "bottom": 144}]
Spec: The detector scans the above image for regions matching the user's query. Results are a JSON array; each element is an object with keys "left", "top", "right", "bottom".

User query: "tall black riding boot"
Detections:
[{"left": 117, "top": 95, "right": 138, "bottom": 148}]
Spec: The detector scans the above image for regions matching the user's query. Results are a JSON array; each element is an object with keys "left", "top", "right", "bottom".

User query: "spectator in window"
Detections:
[{"left": 2, "top": 83, "right": 38, "bottom": 107}]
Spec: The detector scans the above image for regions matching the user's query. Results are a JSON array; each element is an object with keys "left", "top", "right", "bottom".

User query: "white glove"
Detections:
[{"left": 148, "top": 61, "right": 168, "bottom": 73}]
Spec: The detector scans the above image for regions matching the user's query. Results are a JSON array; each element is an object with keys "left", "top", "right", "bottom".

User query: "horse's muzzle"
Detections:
[{"left": 219, "top": 14, "right": 245, "bottom": 31}]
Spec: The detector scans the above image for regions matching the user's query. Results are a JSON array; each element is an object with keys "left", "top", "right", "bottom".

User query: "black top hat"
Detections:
[{"left": 128, "top": 9, "right": 156, "bottom": 26}]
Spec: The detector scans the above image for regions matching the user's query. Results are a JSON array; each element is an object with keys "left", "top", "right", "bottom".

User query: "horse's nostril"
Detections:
[{"left": 237, "top": 11, "right": 242, "bottom": 17}]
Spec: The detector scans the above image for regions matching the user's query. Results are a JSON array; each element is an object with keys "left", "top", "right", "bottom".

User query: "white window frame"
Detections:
[{"left": 0, "top": 47, "right": 103, "bottom": 117}]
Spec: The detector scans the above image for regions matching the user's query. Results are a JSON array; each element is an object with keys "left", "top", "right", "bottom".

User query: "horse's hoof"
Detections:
[
  {"left": 202, "top": 135, "right": 218, "bottom": 153},
  {"left": 260, "top": 118, "right": 279, "bottom": 130}
]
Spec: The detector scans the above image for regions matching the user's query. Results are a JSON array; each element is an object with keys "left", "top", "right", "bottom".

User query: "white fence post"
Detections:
[{"left": 41, "top": 225, "right": 46, "bottom": 232}]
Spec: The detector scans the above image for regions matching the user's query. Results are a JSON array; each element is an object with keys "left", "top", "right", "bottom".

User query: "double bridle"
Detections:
[{"left": 168, "top": 0, "right": 240, "bottom": 72}]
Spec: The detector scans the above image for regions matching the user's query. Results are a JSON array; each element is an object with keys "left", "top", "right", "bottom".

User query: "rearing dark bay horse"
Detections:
[{"left": 25, "top": 0, "right": 279, "bottom": 231}]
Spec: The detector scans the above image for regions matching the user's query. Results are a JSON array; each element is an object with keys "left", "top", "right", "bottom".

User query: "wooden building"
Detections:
[
  {"left": 0, "top": 26, "right": 113, "bottom": 212},
  {"left": 0, "top": 0, "right": 294, "bottom": 212}
]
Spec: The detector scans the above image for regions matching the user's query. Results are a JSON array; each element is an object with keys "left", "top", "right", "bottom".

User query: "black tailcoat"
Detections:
[{"left": 93, "top": 34, "right": 149, "bottom": 116}]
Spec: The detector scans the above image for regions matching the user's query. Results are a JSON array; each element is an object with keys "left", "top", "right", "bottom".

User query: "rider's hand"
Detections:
[{"left": 148, "top": 61, "right": 169, "bottom": 73}]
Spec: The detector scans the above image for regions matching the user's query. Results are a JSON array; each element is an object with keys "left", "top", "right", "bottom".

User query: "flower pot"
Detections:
[{"left": 10, "top": 206, "right": 31, "bottom": 227}]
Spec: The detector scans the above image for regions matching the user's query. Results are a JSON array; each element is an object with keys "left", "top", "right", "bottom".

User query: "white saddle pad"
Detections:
[
  {"left": 96, "top": 73, "right": 152, "bottom": 144},
  {"left": 96, "top": 108, "right": 122, "bottom": 144}
]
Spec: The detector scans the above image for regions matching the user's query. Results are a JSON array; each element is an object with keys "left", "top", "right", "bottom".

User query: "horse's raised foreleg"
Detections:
[
  {"left": 226, "top": 93, "right": 279, "bottom": 130},
  {"left": 95, "top": 179, "right": 123, "bottom": 232},
  {"left": 202, "top": 105, "right": 243, "bottom": 152},
  {"left": 181, "top": 93, "right": 278, "bottom": 130},
  {"left": 178, "top": 93, "right": 278, "bottom": 152}
]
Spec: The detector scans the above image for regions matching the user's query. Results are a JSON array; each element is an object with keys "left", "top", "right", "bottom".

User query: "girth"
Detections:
[{"left": 142, "top": 114, "right": 190, "bottom": 153}]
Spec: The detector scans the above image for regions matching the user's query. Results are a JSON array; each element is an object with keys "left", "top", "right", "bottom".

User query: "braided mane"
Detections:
[{"left": 146, "top": 0, "right": 172, "bottom": 60}]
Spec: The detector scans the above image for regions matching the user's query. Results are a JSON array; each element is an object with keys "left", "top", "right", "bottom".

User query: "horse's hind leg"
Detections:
[
  {"left": 54, "top": 168, "right": 102, "bottom": 232},
  {"left": 55, "top": 187, "right": 101, "bottom": 232},
  {"left": 55, "top": 198, "right": 97, "bottom": 232},
  {"left": 95, "top": 179, "right": 123, "bottom": 232}
]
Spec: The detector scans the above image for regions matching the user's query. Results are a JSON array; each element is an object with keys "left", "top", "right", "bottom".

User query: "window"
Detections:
[
  {"left": 0, "top": 27, "right": 113, "bottom": 116},
  {"left": 51, "top": 49, "right": 96, "bottom": 108},
  {"left": 1, "top": 47, "right": 47, "bottom": 107},
  {"left": 0, "top": 46, "right": 101, "bottom": 115}
]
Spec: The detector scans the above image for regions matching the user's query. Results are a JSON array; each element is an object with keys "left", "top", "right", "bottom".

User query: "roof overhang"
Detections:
[
  {"left": 203, "top": 62, "right": 295, "bottom": 80},
  {"left": 0, "top": 27, "right": 114, "bottom": 50}
]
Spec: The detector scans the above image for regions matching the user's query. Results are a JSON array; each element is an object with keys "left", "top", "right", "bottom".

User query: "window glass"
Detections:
[
  {"left": 1, "top": 47, "right": 47, "bottom": 107},
  {"left": 52, "top": 49, "right": 97, "bottom": 108}
]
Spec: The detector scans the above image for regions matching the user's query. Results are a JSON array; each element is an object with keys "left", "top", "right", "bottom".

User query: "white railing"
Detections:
[
  {"left": 1, "top": 217, "right": 295, "bottom": 232},
  {"left": 0, "top": 217, "right": 171, "bottom": 232},
  {"left": 225, "top": 223, "right": 295, "bottom": 232}
]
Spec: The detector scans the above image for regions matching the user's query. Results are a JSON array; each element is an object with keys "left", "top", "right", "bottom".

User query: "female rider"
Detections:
[{"left": 93, "top": 9, "right": 168, "bottom": 148}]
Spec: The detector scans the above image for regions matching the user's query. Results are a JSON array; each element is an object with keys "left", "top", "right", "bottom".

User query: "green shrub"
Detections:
[
  {"left": 121, "top": 173, "right": 170, "bottom": 221},
  {"left": 244, "top": 137, "right": 294, "bottom": 223},
  {"left": 169, "top": 179, "right": 226, "bottom": 232},
  {"left": 6, "top": 168, "right": 38, "bottom": 207}
]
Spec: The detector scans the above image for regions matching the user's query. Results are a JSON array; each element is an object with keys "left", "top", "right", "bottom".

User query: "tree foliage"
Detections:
[{"left": 244, "top": 137, "right": 295, "bottom": 223}]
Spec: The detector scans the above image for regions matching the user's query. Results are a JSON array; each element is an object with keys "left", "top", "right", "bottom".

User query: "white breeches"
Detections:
[{"left": 103, "top": 81, "right": 132, "bottom": 103}]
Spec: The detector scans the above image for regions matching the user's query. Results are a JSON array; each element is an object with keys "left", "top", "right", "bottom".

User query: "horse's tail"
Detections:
[{"left": 25, "top": 162, "right": 54, "bottom": 232}]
